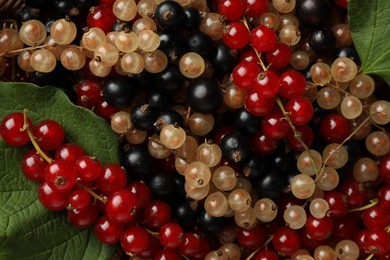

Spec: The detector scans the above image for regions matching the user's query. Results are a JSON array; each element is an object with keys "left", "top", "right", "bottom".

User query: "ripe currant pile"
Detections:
[{"left": 0, "top": 0, "right": 390, "bottom": 259}]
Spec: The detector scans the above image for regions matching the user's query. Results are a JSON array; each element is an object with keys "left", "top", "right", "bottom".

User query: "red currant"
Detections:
[
  {"left": 365, "top": 229, "right": 390, "bottom": 255},
  {"left": 143, "top": 200, "right": 171, "bottom": 230},
  {"left": 67, "top": 201, "right": 98, "bottom": 228},
  {"left": 340, "top": 179, "right": 366, "bottom": 208},
  {"left": 154, "top": 249, "right": 180, "bottom": 260},
  {"left": 96, "top": 164, "right": 127, "bottom": 195},
  {"left": 254, "top": 249, "right": 279, "bottom": 260},
  {"left": 261, "top": 108, "right": 290, "bottom": 140},
  {"left": 94, "top": 98, "right": 119, "bottom": 120},
  {"left": 232, "top": 61, "right": 260, "bottom": 90},
  {"left": 252, "top": 70, "right": 280, "bottom": 98},
  {"left": 192, "top": 237, "right": 211, "bottom": 260},
  {"left": 87, "top": 5, "right": 116, "bottom": 34},
  {"left": 54, "top": 143, "right": 85, "bottom": 163},
  {"left": 240, "top": 48, "right": 260, "bottom": 64},
  {"left": 236, "top": 225, "right": 265, "bottom": 250},
  {"left": 105, "top": 189, "right": 139, "bottom": 223},
  {"left": 45, "top": 160, "right": 78, "bottom": 191},
  {"left": 320, "top": 112, "right": 351, "bottom": 143},
  {"left": 245, "top": 89, "right": 275, "bottom": 117},
  {"left": 68, "top": 189, "right": 90, "bottom": 210},
  {"left": 94, "top": 215, "right": 125, "bottom": 245},
  {"left": 120, "top": 226, "right": 149, "bottom": 255},
  {"left": 278, "top": 70, "right": 306, "bottom": 99},
  {"left": 332, "top": 214, "right": 359, "bottom": 240},
  {"left": 251, "top": 25, "right": 276, "bottom": 52},
  {"left": 379, "top": 155, "right": 390, "bottom": 184},
  {"left": 305, "top": 215, "right": 334, "bottom": 241},
  {"left": 362, "top": 205, "right": 390, "bottom": 230},
  {"left": 33, "top": 119, "right": 65, "bottom": 151},
  {"left": 75, "top": 155, "right": 103, "bottom": 181},
  {"left": 378, "top": 185, "right": 390, "bottom": 210},
  {"left": 126, "top": 181, "right": 152, "bottom": 210},
  {"left": 223, "top": 21, "right": 250, "bottom": 49},
  {"left": 252, "top": 131, "right": 278, "bottom": 155},
  {"left": 272, "top": 227, "right": 301, "bottom": 256},
  {"left": 285, "top": 97, "right": 314, "bottom": 125},
  {"left": 21, "top": 149, "right": 48, "bottom": 182},
  {"left": 178, "top": 233, "right": 200, "bottom": 257},
  {"left": 266, "top": 42, "right": 292, "bottom": 69},
  {"left": 218, "top": 0, "right": 244, "bottom": 21},
  {"left": 0, "top": 112, "right": 32, "bottom": 147},
  {"left": 286, "top": 124, "right": 314, "bottom": 151},
  {"left": 324, "top": 190, "right": 349, "bottom": 217},
  {"left": 75, "top": 79, "right": 103, "bottom": 108},
  {"left": 38, "top": 182, "right": 71, "bottom": 211},
  {"left": 243, "top": 0, "right": 268, "bottom": 18},
  {"left": 159, "top": 222, "right": 184, "bottom": 249}
]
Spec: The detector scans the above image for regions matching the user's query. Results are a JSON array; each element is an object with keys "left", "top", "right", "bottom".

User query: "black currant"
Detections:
[
  {"left": 182, "top": 7, "right": 201, "bottom": 31},
  {"left": 146, "top": 90, "right": 172, "bottom": 111},
  {"left": 187, "top": 78, "right": 222, "bottom": 114},
  {"left": 121, "top": 146, "right": 154, "bottom": 180},
  {"left": 74, "top": 0, "right": 98, "bottom": 12},
  {"left": 148, "top": 172, "right": 176, "bottom": 200},
  {"left": 241, "top": 153, "right": 268, "bottom": 180},
  {"left": 17, "top": 5, "right": 41, "bottom": 23},
  {"left": 308, "top": 27, "right": 336, "bottom": 55},
  {"left": 212, "top": 42, "right": 238, "bottom": 74},
  {"left": 102, "top": 77, "right": 136, "bottom": 107},
  {"left": 253, "top": 170, "right": 286, "bottom": 200},
  {"left": 52, "top": 0, "right": 79, "bottom": 16},
  {"left": 154, "top": 110, "right": 185, "bottom": 134},
  {"left": 296, "top": 0, "right": 332, "bottom": 28},
  {"left": 155, "top": 64, "right": 185, "bottom": 92},
  {"left": 335, "top": 46, "right": 361, "bottom": 66},
  {"left": 220, "top": 131, "right": 251, "bottom": 163},
  {"left": 186, "top": 31, "right": 216, "bottom": 59},
  {"left": 131, "top": 104, "right": 157, "bottom": 131},
  {"left": 158, "top": 30, "right": 185, "bottom": 62},
  {"left": 268, "top": 149, "right": 296, "bottom": 174},
  {"left": 154, "top": 1, "right": 185, "bottom": 29},
  {"left": 233, "top": 108, "right": 261, "bottom": 135},
  {"left": 197, "top": 207, "right": 226, "bottom": 235},
  {"left": 172, "top": 199, "right": 197, "bottom": 229},
  {"left": 111, "top": 21, "right": 132, "bottom": 32}
]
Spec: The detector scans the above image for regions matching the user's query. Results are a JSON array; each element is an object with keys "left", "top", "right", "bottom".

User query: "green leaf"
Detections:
[
  {"left": 349, "top": 0, "right": 390, "bottom": 85},
  {"left": 0, "top": 83, "right": 119, "bottom": 259},
  {"left": 0, "top": 82, "right": 119, "bottom": 164}
]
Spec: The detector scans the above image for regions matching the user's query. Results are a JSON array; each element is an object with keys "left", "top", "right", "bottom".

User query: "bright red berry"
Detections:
[
  {"left": 179, "top": 233, "right": 200, "bottom": 257},
  {"left": 218, "top": 0, "right": 245, "bottom": 21},
  {"left": 96, "top": 164, "right": 127, "bottom": 195},
  {"left": 154, "top": 249, "right": 180, "bottom": 260},
  {"left": 75, "top": 79, "right": 103, "bottom": 108},
  {"left": 87, "top": 5, "right": 116, "bottom": 34},
  {"left": 232, "top": 61, "right": 260, "bottom": 90},
  {"left": 45, "top": 160, "right": 78, "bottom": 191},
  {"left": 378, "top": 185, "right": 390, "bottom": 210},
  {"left": 159, "top": 223, "right": 184, "bottom": 249},
  {"left": 54, "top": 143, "right": 85, "bottom": 163},
  {"left": 94, "top": 215, "right": 125, "bottom": 245},
  {"left": 254, "top": 249, "right": 279, "bottom": 260},
  {"left": 243, "top": 0, "right": 268, "bottom": 18},
  {"left": 324, "top": 190, "right": 349, "bottom": 217},
  {"left": 68, "top": 190, "right": 91, "bottom": 210},
  {"left": 252, "top": 131, "right": 278, "bottom": 155},
  {"left": 362, "top": 205, "right": 390, "bottom": 230},
  {"left": 21, "top": 149, "right": 48, "bottom": 182},
  {"left": 1, "top": 112, "right": 32, "bottom": 147},
  {"left": 261, "top": 108, "right": 290, "bottom": 140},
  {"left": 75, "top": 155, "right": 103, "bottom": 181},
  {"left": 245, "top": 89, "right": 275, "bottom": 117},
  {"left": 285, "top": 97, "right": 314, "bottom": 125},
  {"left": 38, "top": 182, "right": 71, "bottom": 211},
  {"left": 143, "top": 200, "right": 171, "bottom": 230},
  {"left": 253, "top": 70, "right": 280, "bottom": 98},
  {"left": 278, "top": 70, "right": 306, "bottom": 99},
  {"left": 223, "top": 21, "right": 250, "bottom": 49},
  {"left": 365, "top": 229, "right": 390, "bottom": 255},
  {"left": 266, "top": 42, "right": 292, "bottom": 69},
  {"left": 320, "top": 112, "right": 351, "bottom": 144},
  {"left": 94, "top": 99, "right": 119, "bottom": 120},
  {"left": 236, "top": 225, "right": 265, "bottom": 249},
  {"left": 272, "top": 227, "right": 301, "bottom": 256},
  {"left": 379, "top": 155, "right": 390, "bottom": 184},
  {"left": 105, "top": 189, "right": 139, "bottom": 223},
  {"left": 251, "top": 25, "right": 276, "bottom": 52},
  {"left": 286, "top": 124, "right": 314, "bottom": 151},
  {"left": 305, "top": 215, "right": 334, "bottom": 241},
  {"left": 126, "top": 181, "right": 152, "bottom": 210},
  {"left": 121, "top": 226, "right": 149, "bottom": 255},
  {"left": 67, "top": 201, "right": 98, "bottom": 228},
  {"left": 33, "top": 119, "right": 65, "bottom": 151}
]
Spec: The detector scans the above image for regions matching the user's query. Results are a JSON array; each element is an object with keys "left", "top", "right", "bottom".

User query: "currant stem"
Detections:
[
  {"left": 365, "top": 253, "right": 374, "bottom": 260},
  {"left": 348, "top": 199, "right": 378, "bottom": 213},
  {"left": 77, "top": 183, "right": 107, "bottom": 204},
  {"left": 275, "top": 97, "right": 319, "bottom": 176},
  {"left": 0, "top": 43, "right": 57, "bottom": 57},
  {"left": 22, "top": 110, "right": 53, "bottom": 164},
  {"left": 246, "top": 235, "right": 274, "bottom": 260}
]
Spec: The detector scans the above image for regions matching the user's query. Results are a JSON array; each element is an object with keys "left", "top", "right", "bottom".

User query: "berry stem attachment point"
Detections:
[
  {"left": 76, "top": 183, "right": 107, "bottom": 204},
  {"left": 22, "top": 110, "right": 53, "bottom": 164}
]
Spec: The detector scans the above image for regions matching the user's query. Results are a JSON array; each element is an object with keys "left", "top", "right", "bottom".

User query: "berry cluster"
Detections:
[{"left": 0, "top": 0, "right": 390, "bottom": 259}]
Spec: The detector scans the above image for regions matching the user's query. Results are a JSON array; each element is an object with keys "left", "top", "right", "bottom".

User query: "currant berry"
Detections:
[
  {"left": 87, "top": 5, "right": 116, "bottom": 33},
  {"left": 272, "top": 227, "right": 301, "bottom": 256},
  {"left": 320, "top": 112, "right": 351, "bottom": 143},
  {"left": 33, "top": 119, "right": 65, "bottom": 151},
  {"left": 323, "top": 191, "right": 348, "bottom": 217},
  {"left": 223, "top": 21, "right": 250, "bottom": 49},
  {"left": 45, "top": 160, "right": 78, "bottom": 191},
  {"left": 96, "top": 164, "right": 127, "bottom": 195},
  {"left": 266, "top": 42, "right": 292, "bottom": 69},
  {"left": 252, "top": 70, "right": 280, "bottom": 98},
  {"left": 105, "top": 189, "right": 139, "bottom": 223},
  {"left": 75, "top": 156, "right": 102, "bottom": 181},
  {"left": 121, "top": 226, "right": 149, "bottom": 255},
  {"left": 143, "top": 200, "right": 171, "bottom": 230},
  {"left": 305, "top": 215, "right": 334, "bottom": 241},
  {"left": 251, "top": 25, "right": 276, "bottom": 52},
  {"left": 286, "top": 124, "right": 314, "bottom": 151},
  {"left": 38, "top": 182, "right": 71, "bottom": 211},
  {"left": 243, "top": 0, "right": 268, "bottom": 18},
  {"left": 245, "top": 90, "right": 275, "bottom": 117},
  {"left": 278, "top": 69, "right": 306, "bottom": 99},
  {"left": 362, "top": 205, "right": 390, "bottom": 230},
  {"left": 261, "top": 108, "right": 290, "bottom": 140},
  {"left": 67, "top": 201, "right": 98, "bottom": 228},
  {"left": 236, "top": 225, "right": 265, "bottom": 250},
  {"left": 68, "top": 189, "right": 90, "bottom": 210},
  {"left": 220, "top": 131, "right": 251, "bottom": 163},
  {"left": 159, "top": 222, "right": 184, "bottom": 249},
  {"left": 232, "top": 61, "right": 260, "bottom": 90},
  {"left": 126, "top": 181, "right": 152, "bottom": 210},
  {"left": 21, "top": 149, "right": 48, "bottom": 182},
  {"left": 365, "top": 229, "right": 390, "bottom": 255},
  {"left": 94, "top": 215, "right": 125, "bottom": 245},
  {"left": 54, "top": 143, "right": 85, "bottom": 163},
  {"left": 0, "top": 112, "right": 32, "bottom": 147},
  {"left": 75, "top": 79, "right": 102, "bottom": 108},
  {"left": 178, "top": 233, "right": 200, "bottom": 257},
  {"left": 218, "top": 0, "right": 245, "bottom": 21},
  {"left": 154, "top": 1, "right": 185, "bottom": 29},
  {"left": 154, "top": 249, "right": 180, "bottom": 260},
  {"left": 285, "top": 98, "right": 314, "bottom": 125}
]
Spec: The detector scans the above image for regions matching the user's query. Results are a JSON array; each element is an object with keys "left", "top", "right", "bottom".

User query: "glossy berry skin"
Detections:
[
  {"left": 365, "top": 229, "right": 390, "bottom": 255},
  {"left": 154, "top": 249, "right": 180, "bottom": 260},
  {"left": 67, "top": 202, "right": 98, "bottom": 228},
  {"left": 143, "top": 200, "right": 171, "bottom": 230},
  {"left": 261, "top": 108, "right": 290, "bottom": 140},
  {"left": 154, "top": 1, "right": 185, "bottom": 29},
  {"left": 252, "top": 131, "right": 277, "bottom": 155},
  {"left": 94, "top": 215, "right": 125, "bottom": 245},
  {"left": 296, "top": 0, "right": 332, "bottom": 28},
  {"left": 254, "top": 249, "right": 279, "bottom": 260},
  {"left": 278, "top": 70, "right": 306, "bottom": 99},
  {"left": 126, "top": 181, "right": 152, "bottom": 210},
  {"left": 87, "top": 5, "right": 116, "bottom": 33},
  {"left": 324, "top": 191, "right": 348, "bottom": 217},
  {"left": 251, "top": 25, "right": 276, "bottom": 53},
  {"left": 105, "top": 190, "right": 139, "bottom": 223},
  {"left": 178, "top": 233, "right": 200, "bottom": 257},
  {"left": 233, "top": 107, "right": 261, "bottom": 135},
  {"left": 103, "top": 77, "right": 136, "bottom": 107},
  {"left": 223, "top": 21, "right": 250, "bottom": 49},
  {"left": 340, "top": 179, "right": 366, "bottom": 208},
  {"left": 131, "top": 104, "right": 157, "bottom": 131},
  {"left": 0, "top": 112, "right": 32, "bottom": 147},
  {"left": 240, "top": 49, "right": 260, "bottom": 64},
  {"left": 285, "top": 98, "right": 314, "bottom": 125},
  {"left": 266, "top": 43, "right": 292, "bottom": 69},
  {"left": 308, "top": 27, "right": 336, "bottom": 55},
  {"left": 75, "top": 156, "right": 102, "bottom": 181},
  {"left": 54, "top": 143, "right": 85, "bottom": 163},
  {"left": 332, "top": 215, "right": 359, "bottom": 240},
  {"left": 33, "top": 119, "right": 65, "bottom": 151},
  {"left": 253, "top": 70, "right": 280, "bottom": 98},
  {"left": 159, "top": 223, "right": 184, "bottom": 249},
  {"left": 218, "top": 0, "right": 244, "bottom": 21},
  {"left": 362, "top": 205, "right": 390, "bottom": 230},
  {"left": 233, "top": 61, "right": 260, "bottom": 90},
  {"left": 236, "top": 225, "right": 265, "bottom": 250},
  {"left": 94, "top": 99, "right": 119, "bottom": 121},
  {"left": 38, "top": 182, "right": 71, "bottom": 211},
  {"left": 379, "top": 155, "right": 390, "bottom": 184},
  {"left": 21, "top": 149, "right": 48, "bottom": 182},
  {"left": 183, "top": 7, "right": 201, "bottom": 31},
  {"left": 187, "top": 78, "right": 222, "bottom": 114},
  {"left": 378, "top": 185, "right": 390, "bottom": 210},
  {"left": 121, "top": 227, "right": 149, "bottom": 255},
  {"left": 272, "top": 227, "right": 301, "bottom": 256},
  {"left": 220, "top": 131, "right": 251, "bottom": 163},
  {"left": 75, "top": 79, "right": 102, "bottom": 108},
  {"left": 320, "top": 112, "right": 351, "bottom": 143},
  {"left": 96, "top": 164, "right": 127, "bottom": 195},
  {"left": 305, "top": 215, "right": 334, "bottom": 241},
  {"left": 245, "top": 89, "right": 275, "bottom": 117},
  {"left": 243, "top": 0, "right": 268, "bottom": 18},
  {"left": 68, "top": 190, "right": 90, "bottom": 210},
  {"left": 45, "top": 160, "right": 78, "bottom": 191}
]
